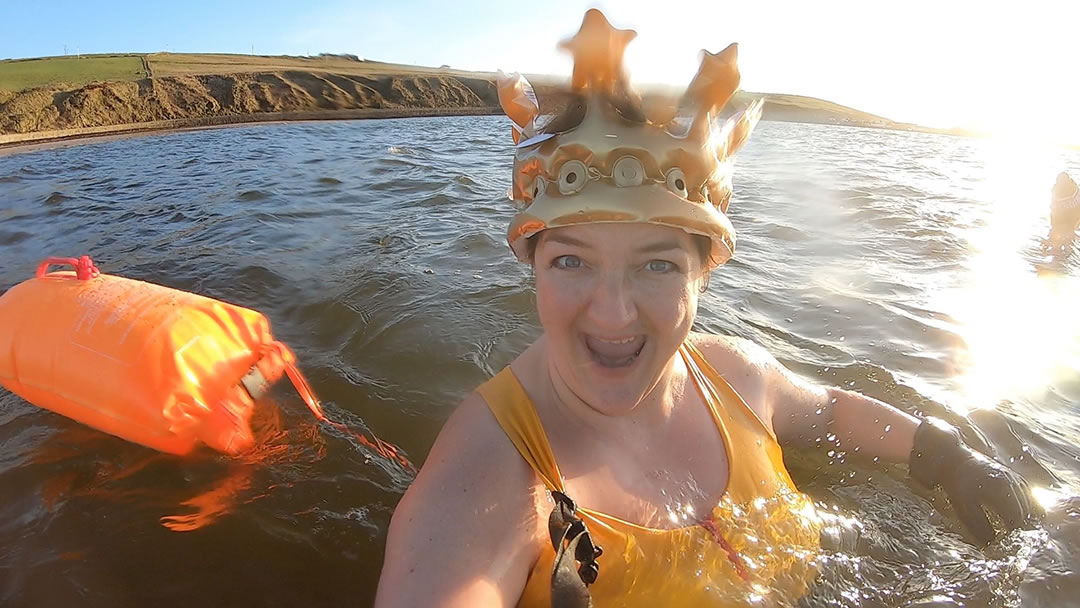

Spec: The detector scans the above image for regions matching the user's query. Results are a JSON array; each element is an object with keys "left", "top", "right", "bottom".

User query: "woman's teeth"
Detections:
[{"left": 585, "top": 335, "right": 645, "bottom": 368}]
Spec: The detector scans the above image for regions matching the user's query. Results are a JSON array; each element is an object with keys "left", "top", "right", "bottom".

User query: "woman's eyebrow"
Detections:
[
  {"left": 544, "top": 234, "right": 592, "bottom": 249},
  {"left": 544, "top": 234, "right": 683, "bottom": 254},
  {"left": 634, "top": 240, "right": 684, "bottom": 255}
]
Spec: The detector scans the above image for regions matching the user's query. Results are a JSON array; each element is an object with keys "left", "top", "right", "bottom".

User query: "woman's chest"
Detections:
[{"left": 552, "top": 409, "right": 731, "bottom": 529}]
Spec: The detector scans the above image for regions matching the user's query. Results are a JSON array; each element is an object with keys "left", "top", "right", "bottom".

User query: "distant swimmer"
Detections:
[{"left": 1049, "top": 171, "right": 1080, "bottom": 248}]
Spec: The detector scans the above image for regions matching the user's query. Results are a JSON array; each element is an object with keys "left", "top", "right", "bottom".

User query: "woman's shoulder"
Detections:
[
  {"left": 686, "top": 331, "right": 782, "bottom": 430},
  {"left": 422, "top": 389, "right": 539, "bottom": 496},
  {"left": 376, "top": 390, "right": 548, "bottom": 606},
  {"left": 687, "top": 330, "right": 818, "bottom": 395},
  {"left": 688, "top": 330, "right": 777, "bottom": 372},
  {"left": 398, "top": 343, "right": 551, "bottom": 531}
]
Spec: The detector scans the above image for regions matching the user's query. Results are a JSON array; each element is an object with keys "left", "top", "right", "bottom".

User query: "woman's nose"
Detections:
[{"left": 586, "top": 273, "right": 637, "bottom": 329}]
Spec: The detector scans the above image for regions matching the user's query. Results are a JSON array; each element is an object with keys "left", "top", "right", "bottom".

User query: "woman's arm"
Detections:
[
  {"left": 374, "top": 394, "right": 546, "bottom": 608},
  {"left": 752, "top": 343, "right": 1041, "bottom": 543},
  {"left": 691, "top": 332, "right": 919, "bottom": 462},
  {"left": 766, "top": 363, "right": 919, "bottom": 463}
]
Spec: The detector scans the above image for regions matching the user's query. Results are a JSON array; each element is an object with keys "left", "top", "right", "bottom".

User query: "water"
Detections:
[{"left": 1, "top": 117, "right": 1078, "bottom": 606}]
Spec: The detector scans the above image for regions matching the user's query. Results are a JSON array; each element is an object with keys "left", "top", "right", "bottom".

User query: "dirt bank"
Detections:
[
  {"left": 0, "top": 71, "right": 500, "bottom": 136},
  {"left": 1, "top": 63, "right": 1004, "bottom": 151}
]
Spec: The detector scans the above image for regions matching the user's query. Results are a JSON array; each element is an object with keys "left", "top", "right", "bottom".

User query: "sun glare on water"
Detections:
[{"left": 931, "top": 138, "right": 1080, "bottom": 412}]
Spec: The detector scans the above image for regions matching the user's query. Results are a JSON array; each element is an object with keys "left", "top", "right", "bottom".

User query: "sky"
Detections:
[{"left": 3, "top": 0, "right": 1078, "bottom": 143}]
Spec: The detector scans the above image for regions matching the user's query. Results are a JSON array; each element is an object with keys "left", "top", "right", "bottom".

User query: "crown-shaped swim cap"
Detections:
[{"left": 497, "top": 9, "right": 763, "bottom": 268}]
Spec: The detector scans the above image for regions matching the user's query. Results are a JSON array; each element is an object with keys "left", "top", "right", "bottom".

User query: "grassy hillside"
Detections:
[
  {"left": 0, "top": 55, "right": 147, "bottom": 91},
  {"left": 145, "top": 53, "right": 497, "bottom": 80},
  {"left": 1, "top": 52, "right": 895, "bottom": 124},
  {"left": 0, "top": 52, "right": 940, "bottom": 143},
  {"left": 750, "top": 92, "right": 892, "bottom": 124},
  {"left": 0, "top": 53, "right": 492, "bottom": 92},
  {"left": 0, "top": 70, "right": 499, "bottom": 135}
]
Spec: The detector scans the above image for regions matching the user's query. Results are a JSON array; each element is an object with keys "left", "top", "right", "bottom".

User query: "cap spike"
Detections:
[
  {"left": 558, "top": 9, "right": 637, "bottom": 94},
  {"left": 685, "top": 44, "right": 741, "bottom": 138},
  {"left": 497, "top": 70, "right": 539, "bottom": 129},
  {"left": 711, "top": 98, "right": 764, "bottom": 162}
]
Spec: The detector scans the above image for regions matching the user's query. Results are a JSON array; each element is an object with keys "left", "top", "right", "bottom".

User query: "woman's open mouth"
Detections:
[{"left": 584, "top": 334, "right": 646, "bottom": 368}]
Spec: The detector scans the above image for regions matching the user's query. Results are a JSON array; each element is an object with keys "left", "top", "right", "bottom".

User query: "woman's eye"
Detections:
[
  {"left": 645, "top": 260, "right": 676, "bottom": 273},
  {"left": 552, "top": 255, "right": 582, "bottom": 270}
]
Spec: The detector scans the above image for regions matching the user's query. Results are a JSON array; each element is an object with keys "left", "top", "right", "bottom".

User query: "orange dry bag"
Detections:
[{"left": 0, "top": 255, "right": 315, "bottom": 456}]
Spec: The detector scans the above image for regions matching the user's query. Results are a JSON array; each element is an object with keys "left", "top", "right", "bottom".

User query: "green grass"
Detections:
[
  {"left": 0, "top": 55, "right": 147, "bottom": 92},
  {"left": 144, "top": 52, "right": 496, "bottom": 80}
]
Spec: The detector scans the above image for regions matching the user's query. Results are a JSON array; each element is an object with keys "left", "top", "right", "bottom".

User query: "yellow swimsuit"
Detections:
[{"left": 476, "top": 341, "right": 823, "bottom": 607}]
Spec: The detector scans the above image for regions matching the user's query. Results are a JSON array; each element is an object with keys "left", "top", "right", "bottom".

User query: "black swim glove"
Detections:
[{"left": 908, "top": 417, "right": 1042, "bottom": 545}]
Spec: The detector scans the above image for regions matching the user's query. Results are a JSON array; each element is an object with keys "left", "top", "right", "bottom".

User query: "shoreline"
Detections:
[
  {"left": 0, "top": 106, "right": 500, "bottom": 156},
  {"left": 3, "top": 107, "right": 1078, "bottom": 158}
]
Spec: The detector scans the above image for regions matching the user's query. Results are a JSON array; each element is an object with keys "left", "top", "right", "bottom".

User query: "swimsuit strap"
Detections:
[{"left": 476, "top": 366, "right": 565, "bottom": 493}]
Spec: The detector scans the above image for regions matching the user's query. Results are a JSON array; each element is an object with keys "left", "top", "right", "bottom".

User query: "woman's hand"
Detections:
[{"left": 909, "top": 417, "right": 1044, "bottom": 544}]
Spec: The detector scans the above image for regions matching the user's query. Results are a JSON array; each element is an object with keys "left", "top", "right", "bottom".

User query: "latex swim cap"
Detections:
[{"left": 497, "top": 9, "right": 763, "bottom": 268}]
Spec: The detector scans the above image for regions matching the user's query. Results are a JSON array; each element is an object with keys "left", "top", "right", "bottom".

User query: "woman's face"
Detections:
[{"left": 533, "top": 222, "right": 708, "bottom": 416}]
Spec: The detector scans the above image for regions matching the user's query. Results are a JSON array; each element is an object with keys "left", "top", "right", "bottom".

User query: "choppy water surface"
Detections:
[{"left": 1, "top": 118, "right": 1078, "bottom": 607}]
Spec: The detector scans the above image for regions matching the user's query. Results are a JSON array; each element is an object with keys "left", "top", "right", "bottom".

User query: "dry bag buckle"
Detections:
[{"left": 549, "top": 491, "right": 602, "bottom": 608}]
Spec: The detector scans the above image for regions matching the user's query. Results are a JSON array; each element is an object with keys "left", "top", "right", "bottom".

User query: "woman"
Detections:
[
  {"left": 1050, "top": 171, "right": 1080, "bottom": 248},
  {"left": 375, "top": 11, "right": 1040, "bottom": 607}
]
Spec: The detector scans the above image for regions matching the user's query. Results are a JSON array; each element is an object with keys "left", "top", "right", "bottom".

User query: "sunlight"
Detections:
[
  {"left": 930, "top": 138, "right": 1080, "bottom": 412},
  {"left": 948, "top": 270, "right": 1080, "bottom": 409},
  {"left": 961, "top": 42, "right": 1080, "bottom": 148},
  {"left": 1031, "top": 485, "right": 1074, "bottom": 512},
  {"left": 980, "top": 111, "right": 1080, "bottom": 149}
]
